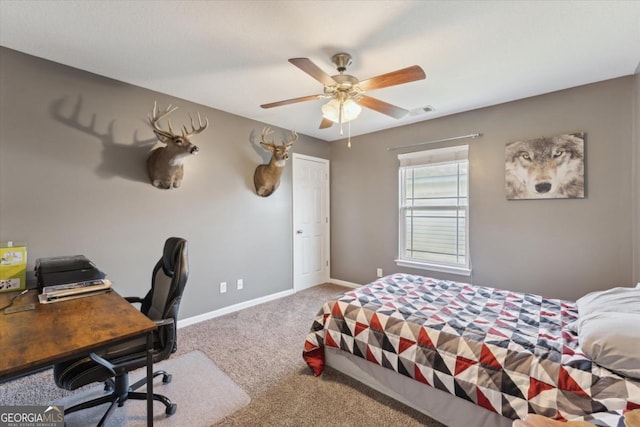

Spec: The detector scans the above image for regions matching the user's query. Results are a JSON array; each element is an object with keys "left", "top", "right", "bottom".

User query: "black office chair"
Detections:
[{"left": 53, "top": 237, "right": 189, "bottom": 426}]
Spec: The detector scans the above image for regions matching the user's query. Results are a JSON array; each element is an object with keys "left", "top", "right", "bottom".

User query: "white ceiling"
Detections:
[{"left": 1, "top": 1, "right": 639, "bottom": 142}]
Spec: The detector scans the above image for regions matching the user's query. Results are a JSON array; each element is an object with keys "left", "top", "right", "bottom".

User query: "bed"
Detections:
[{"left": 303, "top": 274, "right": 640, "bottom": 427}]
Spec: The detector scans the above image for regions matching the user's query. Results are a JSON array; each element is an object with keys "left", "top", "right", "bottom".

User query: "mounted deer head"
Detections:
[
  {"left": 147, "top": 102, "right": 208, "bottom": 189},
  {"left": 254, "top": 127, "right": 298, "bottom": 197}
]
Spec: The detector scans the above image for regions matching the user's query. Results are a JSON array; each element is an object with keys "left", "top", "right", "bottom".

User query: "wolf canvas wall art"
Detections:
[{"left": 505, "top": 132, "right": 585, "bottom": 200}]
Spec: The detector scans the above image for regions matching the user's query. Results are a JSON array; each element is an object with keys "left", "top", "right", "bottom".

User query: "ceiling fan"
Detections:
[{"left": 260, "top": 53, "right": 426, "bottom": 132}]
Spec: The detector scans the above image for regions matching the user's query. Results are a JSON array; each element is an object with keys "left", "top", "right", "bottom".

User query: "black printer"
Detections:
[{"left": 35, "top": 255, "right": 105, "bottom": 291}]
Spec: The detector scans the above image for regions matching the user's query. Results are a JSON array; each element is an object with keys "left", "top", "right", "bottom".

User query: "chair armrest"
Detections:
[
  {"left": 155, "top": 318, "right": 174, "bottom": 328},
  {"left": 125, "top": 296, "right": 144, "bottom": 304},
  {"left": 89, "top": 352, "right": 117, "bottom": 376},
  {"left": 90, "top": 345, "right": 155, "bottom": 375}
]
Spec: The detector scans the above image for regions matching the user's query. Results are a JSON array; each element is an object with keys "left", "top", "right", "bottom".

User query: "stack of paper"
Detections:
[{"left": 39, "top": 279, "right": 112, "bottom": 304}]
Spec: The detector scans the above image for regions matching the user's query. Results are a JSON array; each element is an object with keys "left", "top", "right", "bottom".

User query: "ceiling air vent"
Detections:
[{"left": 408, "top": 105, "right": 434, "bottom": 116}]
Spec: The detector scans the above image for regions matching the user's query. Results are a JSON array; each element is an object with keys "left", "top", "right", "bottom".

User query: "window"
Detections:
[{"left": 396, "top": 145, "right": 470, "bottom": 276}]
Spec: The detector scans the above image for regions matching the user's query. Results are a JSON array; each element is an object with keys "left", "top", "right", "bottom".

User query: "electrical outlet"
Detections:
[
  {"left": 376, "top": 268, "right": 383, "bottom": 278},
  {"left": 220, "top": 282, "right": 227, "bottom": 293},
  {"left": 236, "top": 279, "right": 243, "bottom": 290}
]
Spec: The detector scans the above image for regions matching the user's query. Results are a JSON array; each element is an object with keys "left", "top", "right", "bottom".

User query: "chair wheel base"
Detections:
[{"left": 166, "top": 403, "right": 177, "bottom": 416}]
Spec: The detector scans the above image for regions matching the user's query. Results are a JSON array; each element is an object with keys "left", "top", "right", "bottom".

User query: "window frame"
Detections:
[{"left": 395, "top": 145, "right": 471, "bottom": 276}]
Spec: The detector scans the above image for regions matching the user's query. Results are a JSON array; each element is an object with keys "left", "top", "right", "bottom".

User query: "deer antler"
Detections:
[
  {"left": 284, "top": 130, "right": 298, "bottom": 147},
  {"left": 148, "top": 101, "right": 179, "bottom": 139},
  {"left": 148, "top": 101, "right": 208, "bottom": 139},
  {"left": 260, "top": 127, "right": 297, "bottom": 148},
  {"left": 182, "top": 112, "right": 209, "bottom": 138},
  {"left": 260, "top": 127, "right": 276, "bottom": 149}
]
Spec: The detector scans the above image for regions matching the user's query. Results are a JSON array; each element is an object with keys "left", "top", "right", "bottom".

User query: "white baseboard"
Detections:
[
  {"left": 177, "top": 280, "right": 361, "bottom": 329},
  {"left": 329, "top": 278, "right": 361, "bottom": 289},
  {"left": 177, "top": 288, "right": 296, "bottom": 329}
]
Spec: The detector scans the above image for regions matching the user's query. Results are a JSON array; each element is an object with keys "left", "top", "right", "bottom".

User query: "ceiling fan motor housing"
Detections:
[{"left": 325, "top": 74, "right": 360, "bottom": 95}]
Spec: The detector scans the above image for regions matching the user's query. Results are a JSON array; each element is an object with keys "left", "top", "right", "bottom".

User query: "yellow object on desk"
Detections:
[{"left": 0, "top": 242, "right": 27, "bottom": 293}]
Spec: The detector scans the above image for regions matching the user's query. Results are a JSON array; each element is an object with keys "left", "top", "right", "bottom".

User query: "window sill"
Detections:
[{"left": 395, "top": 259, "right": 471, "bottom": 277}]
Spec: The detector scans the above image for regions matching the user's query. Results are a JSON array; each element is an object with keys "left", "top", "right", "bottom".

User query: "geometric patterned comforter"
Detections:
[{"left": 303, "top": 274, "right": 640, "bottom": 426}]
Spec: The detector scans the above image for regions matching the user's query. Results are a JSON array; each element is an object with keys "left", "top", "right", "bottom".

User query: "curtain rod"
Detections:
[{"left": 386, "top": 133, "right": 482, "bottom": 151}]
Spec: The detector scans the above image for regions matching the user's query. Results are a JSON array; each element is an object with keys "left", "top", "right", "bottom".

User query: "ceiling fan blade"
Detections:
[
  {"left": 289, "top": 58, "right": 337, "bottom": 86},
  {"left": 357, "top": 95, "right": 409, "bottom": 119},
  {"left": 319, "top": 117, "right": 334, "bottom": 129},
  {"left": 358, "top": 65, "right": 426, "bottom": 92},
  {"left": 260, "top": 94, "right": 322, "bottom": 109}
]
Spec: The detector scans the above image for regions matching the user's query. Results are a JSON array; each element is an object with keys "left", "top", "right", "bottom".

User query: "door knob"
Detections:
[{"left": 296, "top": 229, "right": 303, "bottom": 234}]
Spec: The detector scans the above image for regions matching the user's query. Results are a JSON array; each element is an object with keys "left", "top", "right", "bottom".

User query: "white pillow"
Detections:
[
  {"left": 576, "top": 287, "right": 640, "bottom": 319},
  {"left": 568, "top": 287, "right": 640, "bottom": 334},
  {"left": 578, "top": 312, "right": 640, "bottom": 379},
  {"left": 573, "top": 287, "right": 640, "bottom": 379}
]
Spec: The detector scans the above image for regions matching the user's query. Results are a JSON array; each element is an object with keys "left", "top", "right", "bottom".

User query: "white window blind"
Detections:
[{"left": 397, "top": 145, "right": 470, "bottom": 276}]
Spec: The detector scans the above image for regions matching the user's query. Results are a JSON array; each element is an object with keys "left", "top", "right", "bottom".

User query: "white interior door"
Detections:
[{"left": 293, "top": 154, "right": 330, "bottom": 291}]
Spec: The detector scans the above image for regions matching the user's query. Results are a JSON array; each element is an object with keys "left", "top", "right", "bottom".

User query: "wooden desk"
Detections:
[{"left": 0, "top": 289, "right": 157, "bottom": 426}]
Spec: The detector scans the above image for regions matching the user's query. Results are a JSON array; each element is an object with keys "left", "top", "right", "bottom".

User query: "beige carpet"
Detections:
[
  {"left": 217, "top": 366, "right": 440, "bottom": 426},
  {"left": 54, "top": 351, "right": 250, "bottom": 427}
]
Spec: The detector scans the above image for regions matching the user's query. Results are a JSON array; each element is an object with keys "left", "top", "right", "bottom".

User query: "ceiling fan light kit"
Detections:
[
  {"left": 260, "top": 53, "right": 426, "bottom": 144},
  {"left": 321, "top": 98, "right": 361, "bottom": 123}
]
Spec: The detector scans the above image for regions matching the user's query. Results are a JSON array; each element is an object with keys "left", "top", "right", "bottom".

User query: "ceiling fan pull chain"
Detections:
[
  {"left": 347, "top": 120, "right": 352, "bottom": 148},
  {"left": 340, "top": 98, "right": 344, "bottom": 133},
  {"left": 339, "top": 98, "right": 344, "bottom": 136}
]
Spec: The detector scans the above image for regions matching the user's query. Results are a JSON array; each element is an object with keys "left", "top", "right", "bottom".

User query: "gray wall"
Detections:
[
  {"left": 1, "top": 46, "right": 637, "bottom": 317},
  {"left": 330, "top": 77, "right": 636, "bottom": 301},
  {"left": 0, "top": 48, "right": 329, "bottom": 319}
]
